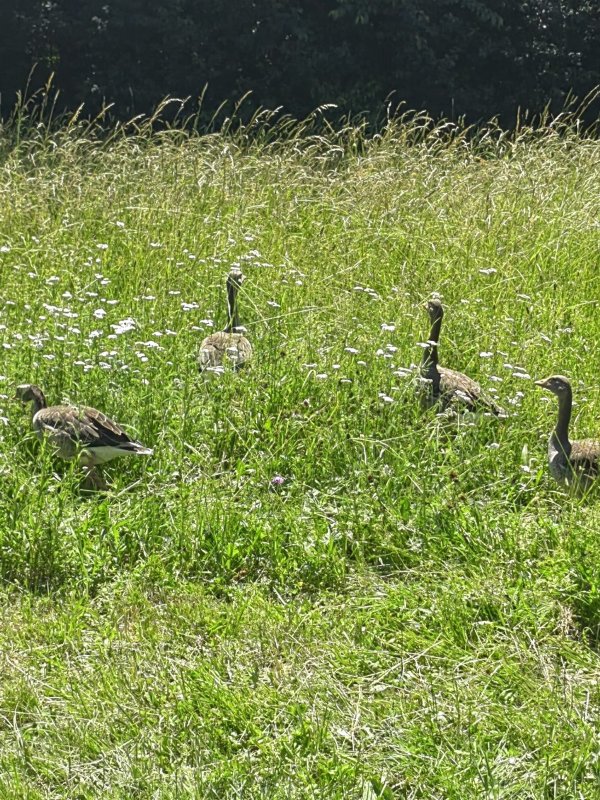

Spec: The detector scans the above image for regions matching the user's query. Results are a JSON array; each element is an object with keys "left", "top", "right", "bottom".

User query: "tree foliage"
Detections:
[{"left": 0, "top": 0, "right": 598, "bottom": 124}]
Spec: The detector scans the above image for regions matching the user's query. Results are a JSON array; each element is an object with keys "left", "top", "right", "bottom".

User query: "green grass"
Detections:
[{"left": 0, "top": 107, "right": 599, "bottom": 798}]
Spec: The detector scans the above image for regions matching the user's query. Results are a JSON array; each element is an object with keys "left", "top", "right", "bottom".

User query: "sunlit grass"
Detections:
[{"left": 0, "top": 104, "right": 599, "bottom": 798}]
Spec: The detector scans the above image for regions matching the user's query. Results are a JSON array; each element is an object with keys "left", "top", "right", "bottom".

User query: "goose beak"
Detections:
[{"left": 534, "top": 379, "right": 548, "bottom": 389}]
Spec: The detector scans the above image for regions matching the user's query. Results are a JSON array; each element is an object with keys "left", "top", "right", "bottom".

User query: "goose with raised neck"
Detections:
[
  {"left": 198, "top": 267, "right": 252, "bottom": 370},
  {"left": 419, "top": 298, "right": 505, "bottom": 416},
  {"left": 535, "top": 374, "right": 600, "bottom": 493}
]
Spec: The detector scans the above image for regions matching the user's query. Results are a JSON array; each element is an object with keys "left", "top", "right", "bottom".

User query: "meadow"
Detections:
[{"left": 0, "top": 103, "right": 599, "bottom": 798}]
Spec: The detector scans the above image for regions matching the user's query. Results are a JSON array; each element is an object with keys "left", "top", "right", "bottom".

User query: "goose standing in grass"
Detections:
[
  {"left": 535, "top": 374, "right": 600, "bottom": 493},
  {"left": 15, "top": 384, "right": 153, "bottom": 488},
  {"left": 420, "top": 298, "right": 505, "bottom": 416},
  {"left": 198, "top": 267, "right": 252, "bottom": 370}
]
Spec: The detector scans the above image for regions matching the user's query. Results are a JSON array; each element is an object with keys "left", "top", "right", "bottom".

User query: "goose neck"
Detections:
[
  {"left": 552, "top": 389, "right": 572, "bottom": 451},
  {"left": 225, "top": 280, "right": 240, "bottom": 333},
  {"left": 422, "top": 314, "right": 441, "bottom": 367},
  {"left": 30, "top": 386, "right": 47, "bottom": 416}
]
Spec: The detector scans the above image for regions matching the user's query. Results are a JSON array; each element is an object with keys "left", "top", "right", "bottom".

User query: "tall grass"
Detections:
[{"left": 0, "top": 100, "right": 599, "bottom": 798}]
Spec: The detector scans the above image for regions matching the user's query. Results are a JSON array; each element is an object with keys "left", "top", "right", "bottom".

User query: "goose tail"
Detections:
[{"left": 129, "top": 442, "right": 153, "bottom": 456}]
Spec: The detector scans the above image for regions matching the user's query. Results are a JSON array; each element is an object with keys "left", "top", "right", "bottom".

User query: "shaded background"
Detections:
[{"left": 1, "top": 0, "right": 599, "bottom": 125}]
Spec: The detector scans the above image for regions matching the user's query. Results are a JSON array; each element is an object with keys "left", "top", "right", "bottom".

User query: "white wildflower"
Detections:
[{"left": 112, "top": 318, "right": 136, "bottom": 335}]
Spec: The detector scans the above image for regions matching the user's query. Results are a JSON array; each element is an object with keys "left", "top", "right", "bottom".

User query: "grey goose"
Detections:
[
  {"left": 420, "top": 298, "right": 505, "bottom": 417},
  {"left": 16, "top": 383, "right": 152, "bottom": 487},
  {"left": 198, "top": 267, "right": 252, "bottom": 370},
  {"left": 535, "top": 374, "right": 600, "bottom": 494}
]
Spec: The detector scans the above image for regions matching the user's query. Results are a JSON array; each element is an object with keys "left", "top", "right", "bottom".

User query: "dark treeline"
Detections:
[{"left": 1, "top": 0, "right": 599, "bottom": 126}]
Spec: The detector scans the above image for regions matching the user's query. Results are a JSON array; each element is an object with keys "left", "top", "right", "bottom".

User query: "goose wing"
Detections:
[
  {"left": 198, "top": 333, "right": 225, "bottom": 368},
  {"left": 80, "top": 406, "right": 137, "bottom": 446},
  {"left": 569, "top": 439, "right": 600, "bottom": 480},
  {"left": 439, "top": 367, "right": 505, "bottom": 416},
  {"left": 36, "top": 405, "right": 136, "bottom": 447},
  {"left": 199, "top": 332, "right": 252, "bottom": 369}
]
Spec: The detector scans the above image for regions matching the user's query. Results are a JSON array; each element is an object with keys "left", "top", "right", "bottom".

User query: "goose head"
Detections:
[
  {"left": 15, "top": 383, "right": 44, "bottom": 403},
  {"left": 15, "top": 383, "right": 47, "bottom": 413},
  {"left": 534, "top": 375, "right": 572, "bottom": 397},
  {"left": 227, "top": 267, "right": 244, "bottom": 291},
  {"left": 425, "top": 298, "right": 444, "bottom": 324}
]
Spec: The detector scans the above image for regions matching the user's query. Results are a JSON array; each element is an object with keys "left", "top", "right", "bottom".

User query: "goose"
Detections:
[
  {"left": 15, "top": 384, "right": 152, "bottom": 487},
  {"left": 535, "top": 374, "right": 600, "bottom": 493},
  {"left": 198, "top": 267, "right": 252, "bottom": 370},
  {"left": 420, "top": 298, "right": 505, "bottom": 416}
]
